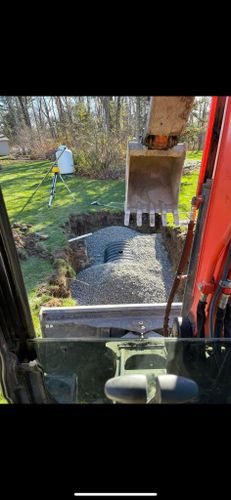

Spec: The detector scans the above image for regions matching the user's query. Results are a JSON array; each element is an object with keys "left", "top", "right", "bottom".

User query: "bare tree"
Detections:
[
  {"left": 136, "top": 96, "right": 141, "bottom": 139},
  {"left": 17, "top": 96, "right": 32, "bottom": 129},
  {"left": 115, "top": 96, "right": 121, "bottom": 134},
  {"left": 31, "top": 98, "right": 42, "bottom": 143},
  {"left": 55, "top": 96, "right": 68, "bottom": 138},
  {"left": 101, "top": 96, "right": 113, "bottom": 133},
  {"left": 63, "top": 96, "right": 73, "bottom": 126},
  {"left": 42, "top": 97, "right": 57, "bottom": 139}
]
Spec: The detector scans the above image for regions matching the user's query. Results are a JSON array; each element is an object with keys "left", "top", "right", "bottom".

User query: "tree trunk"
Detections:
[
  {"left": 102, "top": 96, "right": 110, "bottom": 132},
  {"left": 101, "top": 96, "right": 113, "bottom": 133},
  {"left": 43, "top": 97, "right": 57, "bottom": 139},
  {"left": 64, "top": 96, "right": 73, "bottom": 125},
  {"left": 197, "top": 100, "right": 207, "bottom": 150},
  {"left": 115, "top": 96, "right": 121, "bottom": 134},
  {"left": 17, "top": 96, "right": 32, "bottom": 129},
  {"left": 136, "top": 96, "right": 141, "bottom": 140},
  {"left": 49, "top": 97, "right": 59, "bottom": 137},
  {"left": 86, "top": 96, "right": 91, "bottom": 114},
  {"left": 5, "top": 96, "right": 20, "bottom": 135},
  {"left": 55, "top": 96, "right": 68, "bottom": 139},
  {"left": 37, "top": 97, "right": 45, "bottom": 128},
  {"left": 31, "top": 98, "right": 42, "bottom": 143}
]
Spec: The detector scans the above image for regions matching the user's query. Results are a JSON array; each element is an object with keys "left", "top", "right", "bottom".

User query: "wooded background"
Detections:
[{"left": 0, "top": 96, "right": 210, "bottom": 178}]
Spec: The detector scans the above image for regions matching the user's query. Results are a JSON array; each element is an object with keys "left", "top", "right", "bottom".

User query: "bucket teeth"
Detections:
[
  {"left": 136, "top": 210, "right": 142, "bottom": 227},
  {"left": 161, "top": 210, "right": 167, "bottom": 226},
  {"left": 149, "top": 210, "right": 155, "bottom": 227},
  {"left": 124, "top": 210, "right": 130, "bottom": 226},
  {"left": 124, "top": 141, "right": 186, "bottom": 230},
  {"left": 124, "top": 209, "right": 180, "bottom": 228}
]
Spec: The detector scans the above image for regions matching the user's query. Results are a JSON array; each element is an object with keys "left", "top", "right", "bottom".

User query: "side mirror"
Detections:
[
  {"left": 155, "top": 374, "right": 198, "bottom": 404},
  {"left": 105, "top": 374, "right": 148, "bottom": 404}
]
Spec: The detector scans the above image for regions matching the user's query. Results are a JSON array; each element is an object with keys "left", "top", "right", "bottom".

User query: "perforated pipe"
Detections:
[{"left": 104, "top": 241, "right": 134, "bottom": 263}]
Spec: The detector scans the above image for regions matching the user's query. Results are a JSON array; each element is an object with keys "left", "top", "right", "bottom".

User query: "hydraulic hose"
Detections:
[
  {"left": 163, "top": 200, "right": 198, "bottom": 336},
  {"left": 208, "top": 241, "right": 231, "bottom": 337},
  {"left": 224, "top": 302, "right": 231, "bottom": 338},
  {"left": 196, "top": 300, "right": 206, "bottom": 338},
  {"left": 214, "top": 307, "right": 226, "bottom": 338}
]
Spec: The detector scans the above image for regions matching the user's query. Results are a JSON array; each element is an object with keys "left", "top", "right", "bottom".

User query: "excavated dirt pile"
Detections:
[{"left": 12, "top": 223, "right": 50, "bottom": 260}]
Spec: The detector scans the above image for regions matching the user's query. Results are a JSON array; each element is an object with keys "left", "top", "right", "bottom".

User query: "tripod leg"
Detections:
[
  {"left": 59, "top": 174, "right": 76, "bottom": 200},
  {"left": 59, "top": 174, "right": 72, "bottom": 194},
  {"left": 48, "top": 173, "right": 58, "bottom": 207}
]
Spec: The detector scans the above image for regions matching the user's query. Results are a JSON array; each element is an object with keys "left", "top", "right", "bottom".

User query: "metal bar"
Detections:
[
  {"left": 39, "top": 303, "right": 182, "bottom": 338},
  {"left": 68, "top": 233, "right": 92, "bottom": 242},
  {"left": 48, "top": 173, "right": 58, "bottom": 207},
  {"left": 74, "top": 494, "right": 158, "bottom": 497}
]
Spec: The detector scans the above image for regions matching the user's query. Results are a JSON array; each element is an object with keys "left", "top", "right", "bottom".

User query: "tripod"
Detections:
[
  {"left": 48, "top": 167, "right": 74, "bottom": 207},
  {"left": 14, "top": 147, "right": 76, "bottom": 220}
]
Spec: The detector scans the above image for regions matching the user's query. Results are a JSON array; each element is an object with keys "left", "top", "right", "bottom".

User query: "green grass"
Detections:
[
  {"left": 186, "top": 150, "right": 203, "bottom": 161},
  {"left": 20, "top": 257, "right": 53, "bottom": 335},
  {"left": 168, "top": 168, "right": 200, "bottom": 225},
  {"left": 0, "top": 160, "right": 125, "bottom": 253},
  {"left": 0, "top": 391, "right": 7, "bottom": 404},
  {"left": 0, "top": 160, "right": 125, "bottom": 335}
]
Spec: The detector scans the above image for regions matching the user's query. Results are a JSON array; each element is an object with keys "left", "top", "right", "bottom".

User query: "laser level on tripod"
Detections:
[
  {"left": 47, "top": 145, "right": 74, "bottom": 206},
  {"left": 48, "top": 164, "right": 60, "bottom": 207},
  {"left": 15, "top": 145, "right": 76, "bottom": 219}
]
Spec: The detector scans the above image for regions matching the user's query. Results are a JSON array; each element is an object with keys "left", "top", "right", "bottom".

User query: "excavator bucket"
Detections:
[
  {"left": 124, "top": 96, "right": 194, "bottom": 227},
  {"left": 124, "top": 141, "right": 186, "bottom": 227}
]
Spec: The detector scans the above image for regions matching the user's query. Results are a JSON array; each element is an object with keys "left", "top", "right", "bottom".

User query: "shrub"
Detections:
[{"left": 73, "top": 131, "right": 126, "bottom": 179}]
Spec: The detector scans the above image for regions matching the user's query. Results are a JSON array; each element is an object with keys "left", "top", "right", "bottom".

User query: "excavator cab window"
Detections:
[
  {"left": 2, "top": 96, "right": 231, "bottom": 405},
  {"left": 27, "top": 337, "right": 231, "bottom": 404}
]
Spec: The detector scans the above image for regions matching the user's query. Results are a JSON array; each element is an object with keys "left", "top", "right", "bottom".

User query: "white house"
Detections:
[{"left": 0, "top": 135, "right": 9, "bottom": 156}]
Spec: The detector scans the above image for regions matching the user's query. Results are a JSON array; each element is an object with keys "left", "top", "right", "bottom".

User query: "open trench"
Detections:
[
  {"left": 13, "top": 212, "right": 187, "bottom": 305},
  {"left": 60, "top": 212, "right": 187, "bottom": 305}
]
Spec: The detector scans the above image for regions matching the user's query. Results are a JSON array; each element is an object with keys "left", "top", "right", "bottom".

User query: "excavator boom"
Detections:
[{"left": 124, "top": 96, "right": 194, "bottom": 227}]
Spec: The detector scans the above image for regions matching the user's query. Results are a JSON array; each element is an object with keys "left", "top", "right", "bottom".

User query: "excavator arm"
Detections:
[{"left": 124, "top": 96, "right": 195, "bottom": 227}]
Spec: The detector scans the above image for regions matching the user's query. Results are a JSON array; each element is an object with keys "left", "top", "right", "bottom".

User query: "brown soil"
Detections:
[
  {"left": 53, "top": 241, "right": 89, "bottom": 273},
  {"left": 161, "top": 226, "right": 187, "bottom": 299},
  {"left": 12, "top": 222, "right": 91, "bottom": 301},
  {"left": 12, "top": 224, "right": 50, "bottom": 260},
  {"left": 45, "top": 241, "right": 90, "bottom": 298},
  {"left": 65, "top": 211, "right": 162, "bottom": 236},
  {"left": 47, "top": 276, "right": 71, "bottom": 298},
  {"left": 42, "top": 298, "right": 63, "bottom": 307},
  {"left": 37, "top": 285, "right": 51, "bottom": 296}
]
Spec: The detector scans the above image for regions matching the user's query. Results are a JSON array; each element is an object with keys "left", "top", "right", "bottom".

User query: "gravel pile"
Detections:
[{"left": 71, "top": 226, "right": 174, "bottom": 305}]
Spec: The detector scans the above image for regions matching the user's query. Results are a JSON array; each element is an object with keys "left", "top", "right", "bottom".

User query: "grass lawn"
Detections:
[
  {"left": 0, "top": 392, "right": 8, "bottom": 404},
  {"left": 0, "top": 160, "right": 125, "bottom": 335},
  {"left": 186, "top": 150, "right": 203, "bottom": 161},
  {"left": 0, "top": 153, "right": 200, "bottom": 336},
  {"left": 0, "top": 160, "right": 125, "bottom": 252},
  {"left": 167, "top": 168, "right": 200, "bottom": 225}
]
